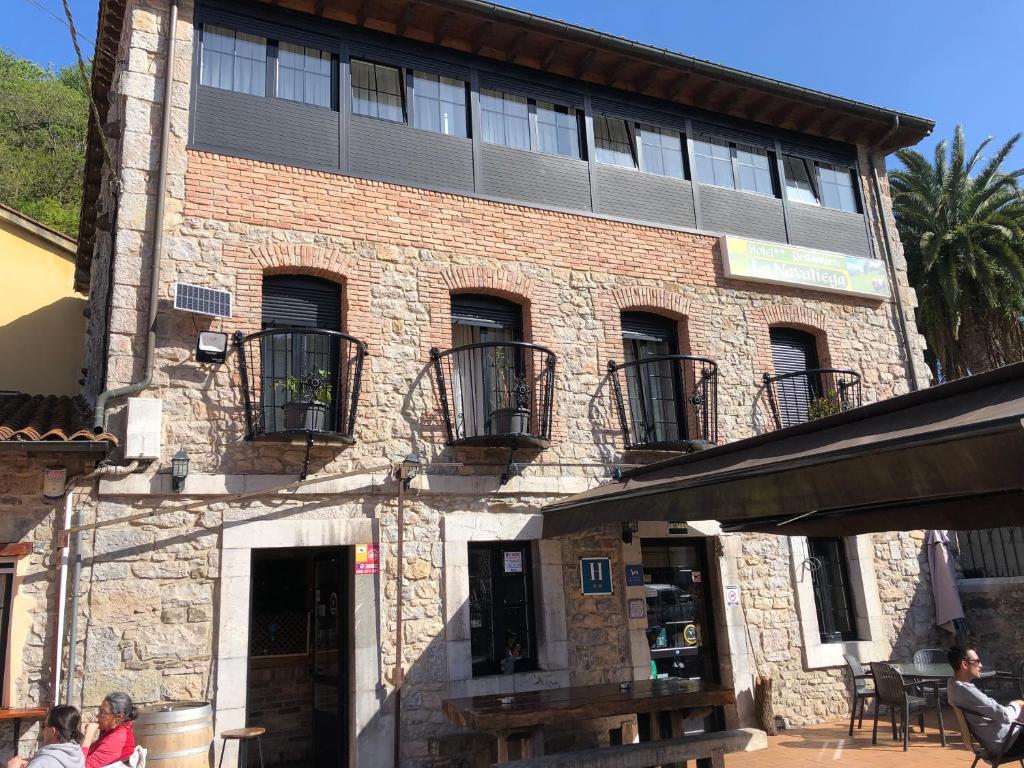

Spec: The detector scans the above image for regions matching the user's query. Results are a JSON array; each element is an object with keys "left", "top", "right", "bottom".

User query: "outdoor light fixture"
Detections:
[
  {"left": 621, "top": 519, "right": 639, "bottom": 544},
  {"left": 195, "top": 331, "right": 228, "bottom": 364},
  {"left": 171, "top": 449, "right": 189, "bottom": 492},
  {"left": 400, "top": 451, "right": 421, "bottom": 489}
]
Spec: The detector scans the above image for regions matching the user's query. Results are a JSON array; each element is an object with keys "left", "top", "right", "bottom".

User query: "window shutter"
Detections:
[
  {"left": 620, "top": 312, "right": 678, "bottom": 344},
  {"left": 769, "top": 328, "right": 819, "bottom": 374},
  {"left": 262, "top": 276, "right": 341, "bottom": 329},
  {"left": 451, "top": 294, "right": 523, "bottom": 330}
]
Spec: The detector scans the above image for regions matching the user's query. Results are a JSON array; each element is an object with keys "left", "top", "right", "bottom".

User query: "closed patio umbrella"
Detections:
[{"left": 926, "top": 529, "right": 966, "bottom": 638}]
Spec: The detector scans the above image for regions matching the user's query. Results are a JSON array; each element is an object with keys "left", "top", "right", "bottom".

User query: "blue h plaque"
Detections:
[{"left": 580, "top": 557, "right": 613, "bottom": 595}]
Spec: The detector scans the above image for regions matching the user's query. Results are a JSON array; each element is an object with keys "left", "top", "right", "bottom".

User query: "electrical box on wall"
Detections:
[{"left": 125, "top": 398, "right": 163, "bottom": 460}]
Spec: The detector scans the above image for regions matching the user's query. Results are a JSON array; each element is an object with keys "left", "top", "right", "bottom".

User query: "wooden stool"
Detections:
[{"left": 218, "top": 727, "right": 266, "bottom": 768}]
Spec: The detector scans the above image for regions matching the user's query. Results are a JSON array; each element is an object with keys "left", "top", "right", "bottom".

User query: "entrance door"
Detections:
[
  {"left": 641, "top": 539, "right": 718, "bottom": 683},
  {"left": 312, "top": 551, "right": 347, "bottom": 768}
]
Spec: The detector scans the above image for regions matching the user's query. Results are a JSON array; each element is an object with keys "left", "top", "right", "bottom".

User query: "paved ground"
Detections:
[{"left": 730, "top": 710, "right": 976, "bottom": 768}]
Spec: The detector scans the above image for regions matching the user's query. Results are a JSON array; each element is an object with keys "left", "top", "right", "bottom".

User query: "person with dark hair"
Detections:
[
  {"left": 948, "top": 646, "right": 1024, "bottom": 759},
  {"left": 6, "top": 705, "right": 85, "bottom": 768},
  {"left": 80, "top": 693, "right": 137, "bottom": 768}
]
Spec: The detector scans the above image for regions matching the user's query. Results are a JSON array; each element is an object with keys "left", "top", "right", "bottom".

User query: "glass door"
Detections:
[
  {"left": 641, "top": 540, "right": 717, "bottom": 683},
  {"left": 312, "top": 551, "right": 347, "bottom": 768}
]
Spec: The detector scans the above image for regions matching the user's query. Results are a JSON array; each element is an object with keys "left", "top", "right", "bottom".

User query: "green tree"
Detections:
[
  {"left": 0, "top": 49, "right": 90, "bottom": 237},
  {"left": 891, "top": 126, "right": 1024, "bottom": 379}
]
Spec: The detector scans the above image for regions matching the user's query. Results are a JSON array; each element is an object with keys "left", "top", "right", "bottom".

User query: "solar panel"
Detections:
[{"left": 174, "top": 282, "right": 232, "bottom": 319}]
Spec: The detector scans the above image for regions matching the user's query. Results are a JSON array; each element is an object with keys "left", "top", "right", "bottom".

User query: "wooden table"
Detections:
[
  {"left": 0, "top": 708, "right": 47, "bottom": 752},
  {"left": 443, "top": 678, "right": 735, "bottom": 764}
]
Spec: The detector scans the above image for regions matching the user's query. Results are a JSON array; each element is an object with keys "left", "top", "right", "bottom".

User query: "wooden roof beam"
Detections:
[
  {"left": 632, "top": 65, "right": 660, "bottom": 95},
  {"left": 434, "top": 11, "right": 455, "bottom": 44},
  {"left": 666, "top": 73, "right": 692, "bottom": 102},
  {"left": 471, "top": 21, "right": 494, "bottom": 54},
  {"left": 603, "top": 55, "right": 633, "bottom": 87},
  {"left": 395, "top": 2, "right": 417, "bottom": 35},
  {"left": 691, "top": 78, "right": 722, "bottom": 108},
  {"left": 574, "top": 48, "right": 598, "bottom": 79},
  {"left": 540, "top": 39, "right": 559, "bottom": 69},
  {"left": 355, "top": 0, "right": 372, "bottom": 26},
  {"left": 505, "top": 29, "right": 529, "bottom": 63}
]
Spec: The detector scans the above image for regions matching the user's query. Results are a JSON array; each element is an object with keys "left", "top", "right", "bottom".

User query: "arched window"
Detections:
[
  {"left": 620, "top": 312, "right": 682, "bottom": 445},
  {"left": 260, "top": 276, "right": 342, "bottom": 432},
  {"left": 450, "top": 294, "right": 525, "bottom": 438},
  {"left": 769, "top": 327, "right": 821, "bottom": 426}
]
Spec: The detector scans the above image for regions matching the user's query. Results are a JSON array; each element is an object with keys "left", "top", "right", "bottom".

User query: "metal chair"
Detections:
[
  {"left": 843, "top": 653, "right": 875, "bottom": 737},
  {"left": 950, "top": 703, "right": 1024, "bottom": 768},
  {"left": 870, "top": 662, "right": 932, "bottom": 751}
]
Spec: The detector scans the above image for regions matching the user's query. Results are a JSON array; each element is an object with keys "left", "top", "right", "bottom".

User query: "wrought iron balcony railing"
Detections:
[
  {"left": 235, "top": 329, "right": 368, "bottom": 442},
  {"left": 430, "top": 341, "right": 557, "bottom": 448},
  {"left": 762, "top": 368, "right": 862, "bottom": 431},
  {"left": 607, "top": 355, "right": 718, "bottom": 450}
]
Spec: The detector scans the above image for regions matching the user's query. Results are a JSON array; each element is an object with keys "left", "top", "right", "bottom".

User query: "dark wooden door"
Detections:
[{"left": 312, "top": 551, "right": 347, "bottom": 767}]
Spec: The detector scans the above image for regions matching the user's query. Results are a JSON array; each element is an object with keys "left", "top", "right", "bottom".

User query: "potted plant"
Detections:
[
  {"left": 280, "top": 369, "right": 333, "bottom": 432},
  {"left": 487, "top": 346, "right": 531, "bottom": 435},
  {"left": 807, "top": 389, "right": 841, "bottom": 421}
]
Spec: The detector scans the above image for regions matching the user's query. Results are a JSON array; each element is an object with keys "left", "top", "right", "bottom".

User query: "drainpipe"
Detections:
[
  {"left": 93, "top": 0, "right": 180, "bottom": 432},
  {"left": 392, "top": 467, "right": 407, "bottom": 768},
  {"left": 52, "top": 490, "right": 75, "bottom": 705},
  {"left": 868, "top": 115, "right": 921, "bottom": 391}
]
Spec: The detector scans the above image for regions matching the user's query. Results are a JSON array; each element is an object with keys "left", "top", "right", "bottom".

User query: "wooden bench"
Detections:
[{"left": 491, "top": 727, "right": 767, "bottom": 768}]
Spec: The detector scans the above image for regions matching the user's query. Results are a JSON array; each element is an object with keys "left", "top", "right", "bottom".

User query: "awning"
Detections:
[{"left": 543, "top": 363, "right": 1024, "bottom": 538}]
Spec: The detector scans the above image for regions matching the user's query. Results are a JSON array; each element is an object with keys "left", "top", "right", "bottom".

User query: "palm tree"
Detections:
[{"left": 891, "top": 126, "right": 1024, "bottom": 379}]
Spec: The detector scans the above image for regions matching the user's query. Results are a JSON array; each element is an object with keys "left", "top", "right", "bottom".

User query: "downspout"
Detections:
[
  {"left": 868, "top": 115, "right": 921, "bottom": 391},
  {"left": 52, "top": 491, "right": 74, "bottom": 705},
  {"left": 93, "top": 0, "right": 180, "bottom": 431},
  {"left": 392, "top": 468, "right": 407, "bottom": 768}
]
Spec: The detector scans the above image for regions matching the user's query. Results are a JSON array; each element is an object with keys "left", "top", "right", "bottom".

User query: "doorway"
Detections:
[{"left": 246, "top": 547, "right": 350, "bottom": 768}]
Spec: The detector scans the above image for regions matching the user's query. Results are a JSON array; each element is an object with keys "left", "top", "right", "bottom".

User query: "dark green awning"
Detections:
[{"left": 543, "top": 363, "right": 1024, "bottom": 538}]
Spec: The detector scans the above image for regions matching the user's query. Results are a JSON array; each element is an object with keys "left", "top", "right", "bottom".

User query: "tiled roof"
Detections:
[{"left": 0, "top": 394, "right": 117, "bottom": 444}]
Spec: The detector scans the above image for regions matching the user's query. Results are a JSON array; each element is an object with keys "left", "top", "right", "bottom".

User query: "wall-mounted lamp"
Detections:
[
  {"left": 196, "top": 331, "right": 228, "bottom": 364},
  {"left": 171, "top": 449, "right": 190, "bottom": 492},
  {"left": 400, "top": 451, "right": 421, "bottom": 489},
  {"left": 621, "top": 520, "right": 639, "bottom": 545}
]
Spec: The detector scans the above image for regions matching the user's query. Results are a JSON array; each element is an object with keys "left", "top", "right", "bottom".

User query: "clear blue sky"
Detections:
[{"left": 5, "top": 0, "right": 1024, "bottom": 169}]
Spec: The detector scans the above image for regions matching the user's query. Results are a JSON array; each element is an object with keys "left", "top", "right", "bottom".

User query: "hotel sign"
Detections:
[{"left": 721, "top": 236, "right": 889, "bottom": 299}]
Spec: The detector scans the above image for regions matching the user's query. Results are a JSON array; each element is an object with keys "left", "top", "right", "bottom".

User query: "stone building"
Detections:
[{"left": 0, "top": 0, "right": 981, "bottom": 765}]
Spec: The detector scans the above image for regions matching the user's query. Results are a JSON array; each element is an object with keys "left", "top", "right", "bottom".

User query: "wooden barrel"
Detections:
[{"left": 135, "top": 701, "right": 213, "bottom": 768}]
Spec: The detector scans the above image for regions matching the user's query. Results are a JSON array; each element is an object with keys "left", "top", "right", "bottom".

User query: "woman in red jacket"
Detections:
[{"left": 80, "top": 693, "right": 137, "bottom": 768}]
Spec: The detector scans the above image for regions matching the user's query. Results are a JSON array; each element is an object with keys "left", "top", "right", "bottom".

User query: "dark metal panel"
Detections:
[
  {"left": 690, "top": 120, "right": 774, "bottom": 149},
  {"left": 479, "top": 144, "right": 592, "bottom": 211},
  {"left": 787, "top": 204, "right": 872, "bottom": 257},
  {"left": 349, "top": 115, "right": 474, "bottom": 191},
  {"left": 593, "top": 166, "right": 696, "bottom": 228},
  {"left": 478, "top": 72, "right": 584, "bottom": 108},
  {"left": 192, "top": 86, "right": 340, "bottom": 170},
  {"left": 698, "top": 185, "right": 787, "bottom": 242},
  {"left": 778, "top": 140, "right": 856, "bottom": 167},
  {"left": 349, "top": 40, "right": 470, "bottom": 79},
  {"left": 590, "top": 95, "right": 687, "bottom": 135},
  {"left": 195, "top": 5, "right": 340, "bottom": 52}
]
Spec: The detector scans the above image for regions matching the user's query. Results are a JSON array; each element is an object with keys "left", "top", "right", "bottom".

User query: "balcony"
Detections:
[
  {"left": 762, "top": 368, "right": 862, "bottom": 431},
  {"left": 234, "top": 329, "right": 368, "bottom": 442},
  {"left": 429, "top": 341, "right": 557, "bottom": 448},
  {"left": 607, "top": 355, "right": 719, "bottom": 450}
]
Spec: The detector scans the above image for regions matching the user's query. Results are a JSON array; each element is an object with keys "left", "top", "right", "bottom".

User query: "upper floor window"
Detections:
[
  {"left": 621, "top": 312, "right": 683, "bottom": 446},
  {"left": 637, "top": 125, "right": 685, "bottom": 179},
  {"left": 694, "top": 135, "right": 774, "bottom": 196},
  {"left": 480, "top": 89, "right": 530, "bottom": 150},
  {"left": 535, "top": 102, "right": 581, "bottom": 159},
  {"left": 817, "top": 163, "right": 859, "bottom": 213},
  {"left": 412, "top": 71, "right": 467, "bottom": 137},
  {"left": 200, "top": 25, "right": 267, "bottom": 97},
  {"left": 351, "top": 59, "right": 404, "bottom": 122},
  {"left": 277, "top": 42, "right": 332, "bottom": 108},
  {"left": 783, "top": 156, "right": 860, "bottom": 213},
  {"left": 481, "top": 89, "right": 581, "bottom": 159},
  {"left": 594, "top": 116, "right": 636, "bottom": 169}
]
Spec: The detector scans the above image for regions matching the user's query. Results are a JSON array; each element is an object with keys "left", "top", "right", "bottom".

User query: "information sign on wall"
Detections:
[
  {"left": 580, "top": 557, "right": 613, "bottom": 595},
  {"left": 355, "top": 543, "right": 379, "bottom": 574},
  {"left": 628, "top": 598, "right": 647, "bottom": 619},
  {"left": 624, "top": 564, "right": 645, "bottom": 587},
  {"left": 503, "top": 551, "right": 523, "bottom": 574},
  {"left": 721, "top": 236, "right": 889, "bottom": 299}
]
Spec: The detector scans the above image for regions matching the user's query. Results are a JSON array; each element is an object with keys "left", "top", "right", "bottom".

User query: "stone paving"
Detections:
[{"left": 730, "top": 711, "right": 976, "bottom": 768}]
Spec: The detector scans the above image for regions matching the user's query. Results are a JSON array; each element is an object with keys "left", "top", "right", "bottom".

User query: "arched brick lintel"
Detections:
[
  {"left": 611, "top": 287, "right": 690, "bottom": 321},
  {"left": 441, "top": 267, "right": 533, "bottom": 305},
  {"left": 252, "top": 244, "right": 353, "bottom": 285}
]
